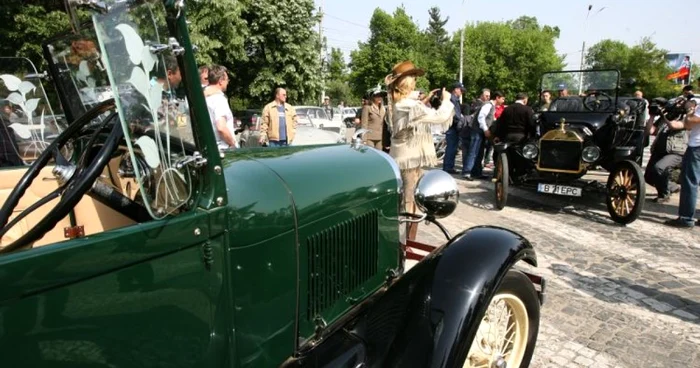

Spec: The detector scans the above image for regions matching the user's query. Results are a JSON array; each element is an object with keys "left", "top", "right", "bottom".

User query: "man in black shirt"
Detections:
[{"left": 494, "top": 92, "right": 536, "bottom": 144}]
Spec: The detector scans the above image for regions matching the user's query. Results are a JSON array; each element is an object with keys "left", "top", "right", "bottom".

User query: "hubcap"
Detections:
[
  {"left": 609, "top": 168, "right": 638, "bottom": 217},
  {"left": 464, "top": 294, "right": 529, "bottom": 368}
]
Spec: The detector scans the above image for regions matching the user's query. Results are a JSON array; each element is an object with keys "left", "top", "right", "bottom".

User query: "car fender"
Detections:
[{"left": 349, "top": 225, "right": 539, "bottom": 368}]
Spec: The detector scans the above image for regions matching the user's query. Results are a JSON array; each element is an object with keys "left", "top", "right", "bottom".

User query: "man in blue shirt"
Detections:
[{"left": 443, "top": 81, "right": 465, "bottom": 174}]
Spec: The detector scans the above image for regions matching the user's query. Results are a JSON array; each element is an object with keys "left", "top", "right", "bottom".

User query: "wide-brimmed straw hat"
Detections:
[{"left": 384, "top": 60, "right": 425, "bottom": 85}]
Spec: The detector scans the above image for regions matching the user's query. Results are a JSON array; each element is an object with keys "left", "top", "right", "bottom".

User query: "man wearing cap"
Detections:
[
  {"left": 361, "top": 87, "right": 387, "bottom": 149},
  {"left": 557, "top": 84, "right": 569, "bottom": 98},
  {"left": 443, "top": 81, "right": 465, "bottom": 174},
  {"left": 322, "top": 96, "right": 333, "bottom": 120}
]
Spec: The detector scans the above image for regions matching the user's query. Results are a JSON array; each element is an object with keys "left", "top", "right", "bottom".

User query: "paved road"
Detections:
[{"left": 412, "top": 166, "right": 700, "bottom": 368}]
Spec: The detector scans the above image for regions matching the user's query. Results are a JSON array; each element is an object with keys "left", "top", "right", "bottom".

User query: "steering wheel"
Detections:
[
  {"left": 583, "top": 91, "right": 613, "bottom": 112},
  {"left": 0, "top": 99, "right": 121, "bottom": 253}
]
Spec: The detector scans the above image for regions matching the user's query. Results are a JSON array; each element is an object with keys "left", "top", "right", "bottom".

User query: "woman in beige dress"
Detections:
[{"left": 384, "top": 61, "right": 454, "bottom": 239}]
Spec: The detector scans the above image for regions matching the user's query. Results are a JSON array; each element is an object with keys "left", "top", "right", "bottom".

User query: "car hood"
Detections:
[{"left": 221, "top": 145, "right": 400, "bottom": 229}]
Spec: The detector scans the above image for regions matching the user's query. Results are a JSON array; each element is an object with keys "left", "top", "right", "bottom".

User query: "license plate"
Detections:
[{"left": 537, "top": 183, "right": 582, "bottom": 197}]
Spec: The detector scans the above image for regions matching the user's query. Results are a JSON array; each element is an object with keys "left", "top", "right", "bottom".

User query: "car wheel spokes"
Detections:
[
  {"left": 610, "top": 167, "right": 638, "bottom": 216},
  {"left": 465, "top": 293, "right": 529, "bottom": 368}
]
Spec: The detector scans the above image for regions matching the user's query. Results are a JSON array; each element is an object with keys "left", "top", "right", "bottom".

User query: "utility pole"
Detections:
[
  {"left": 577, "top": 4, "right": 592, "bottom": 95},
  {"left": 319, "top": 0, "right": 325, "bottom": 105},
  {"left": 459, "top": 0, "right": 467, "bottom": 104}
]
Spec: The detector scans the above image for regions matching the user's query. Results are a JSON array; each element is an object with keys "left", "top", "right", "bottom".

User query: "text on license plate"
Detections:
[{"left": 537, "top": 183, "right": 582, "bottom": 197}]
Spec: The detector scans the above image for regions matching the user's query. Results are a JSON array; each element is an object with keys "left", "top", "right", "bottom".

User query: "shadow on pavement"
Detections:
[{"left": 551, "top": 263, "right": 700, "bottom": 326}]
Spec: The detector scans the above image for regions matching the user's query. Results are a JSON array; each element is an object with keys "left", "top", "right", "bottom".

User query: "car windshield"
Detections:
[
  {"left": 0, "top": 57, "right": 67, "bottom": 164},
  {"left": 541, "top": 70, "right": 620, "bottom": 113},
  {"left": 296, "top": 114, "right": 314, "bottom": 127},
  {"left": 91, "top": 0, "right": 196, "bottom": 219},
  {"left": 297, "top": 107, "right": 329, "bottom": 120},
  {"left": 43, "top": 26, "right": 113, "bottom": 122}
]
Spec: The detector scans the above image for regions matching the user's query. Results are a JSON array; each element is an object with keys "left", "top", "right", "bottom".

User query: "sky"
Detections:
[{"left": 316, "top": 0, "right": 699, "bottom": 70}]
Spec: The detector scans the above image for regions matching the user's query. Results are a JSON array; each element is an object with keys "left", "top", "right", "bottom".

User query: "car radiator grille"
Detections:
[
  {"left": 307, "top": 210, "right": 378, "bottom": 319},
  {"left": 539, "top": 140, "right": 582, "bottom": 172}
]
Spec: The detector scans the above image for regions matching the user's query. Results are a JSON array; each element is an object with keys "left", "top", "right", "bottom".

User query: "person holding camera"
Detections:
[
  {"left": 644, "top": 99, "right": 686, "bottom": 203},
  {"left": 385, "top": 61, "right": 454, "bottom": 240},
  {"left": 666, "top": 97, "right": 700, "bottom": 228}
]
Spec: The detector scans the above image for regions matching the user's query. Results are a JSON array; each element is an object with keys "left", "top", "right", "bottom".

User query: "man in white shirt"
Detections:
[
  {"left": 205, "top": 65, "right": 236, "bottom": 150},
  {"left": 666, "top": 96, "right": 700, "bottom": 228}
]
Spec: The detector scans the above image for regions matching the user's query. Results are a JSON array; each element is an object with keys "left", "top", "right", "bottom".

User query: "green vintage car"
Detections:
[{"left": 0, "top": 1, "right": 545, "bottom": 367}]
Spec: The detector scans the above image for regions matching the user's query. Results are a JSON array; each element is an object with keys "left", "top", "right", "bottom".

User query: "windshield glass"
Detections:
[
  {"left": 44, "top": 26, "right": 113, "bottom": 121},
  {"left": 541, "top": 70, "right": 620, "bottom": 113},
  {"left": 297, "top": 107, "right": 329, "bottom": 120},
  {"left": 0, "top": 57, "right": 67, "bottom": 164},
  {"left": 92, "top": 0, "right": 195, "bottom": 219}
]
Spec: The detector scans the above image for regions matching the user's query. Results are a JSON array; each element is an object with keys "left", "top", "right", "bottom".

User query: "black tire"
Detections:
[
  {"left": 465, "top": 270, "right": 541, "bottom": 368},
  {"left": 606, "top": 160, "right": 645, "bottom": 224},
  {"left": 494, "top": 152, "right": 509, "bottom": 210}
]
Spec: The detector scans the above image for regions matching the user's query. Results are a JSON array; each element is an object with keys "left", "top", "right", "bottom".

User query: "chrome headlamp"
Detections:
[
  {"left": 522, "top": 143, "right": 539, "bottom": 160},
  {"left": 582, "top": 145, "right": 601, "bottom": 163}
]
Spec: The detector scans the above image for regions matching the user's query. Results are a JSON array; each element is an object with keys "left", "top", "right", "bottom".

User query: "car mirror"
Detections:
[{"left": 414, "top": 170, "right": 459, "bottom": 219}]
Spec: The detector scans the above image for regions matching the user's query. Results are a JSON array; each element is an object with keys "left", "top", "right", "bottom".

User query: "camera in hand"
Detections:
[
  {"left": 649, "top": 96, "right": 696, "bottom": 121},
  {"left": 429, "top": 89, "right": 443, "bottom": 109}
]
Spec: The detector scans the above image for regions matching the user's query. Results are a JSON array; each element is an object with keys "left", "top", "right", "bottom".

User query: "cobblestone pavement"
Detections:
[{"left": 412, "top": 165, "right": 700, "bottom": 368}]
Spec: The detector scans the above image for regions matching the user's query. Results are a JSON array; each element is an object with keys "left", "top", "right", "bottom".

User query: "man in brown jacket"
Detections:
[
  {"left": 259, "top": 88, "right": 297, "bottom": 147},
  {"left": 361, "top": 88, "right": 387, "bottom": 149}
]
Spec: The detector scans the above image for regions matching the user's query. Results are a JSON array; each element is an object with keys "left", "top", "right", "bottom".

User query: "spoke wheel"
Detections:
[
  {"left": 464, "top": 270, "right": 539, "bottom": 368},
  {"left": 494, "top": 152, "right": 508, "bottom": 210},
  {"left": 606, "top": 160, "right": 645, "bottom": 225}
]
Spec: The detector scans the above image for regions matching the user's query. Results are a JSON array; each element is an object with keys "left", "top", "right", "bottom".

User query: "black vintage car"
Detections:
[{"left": 493, "top": 69, "right": 648, "bottom": 224}]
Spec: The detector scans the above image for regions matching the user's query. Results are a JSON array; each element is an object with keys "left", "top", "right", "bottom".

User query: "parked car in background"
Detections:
[
  {"left": 296, "top": 105, "right": 346, "bottom": 137},
  {"left": 291, "top": 114, "right": 346, "bottom": 146},
  {"left": 234, "top": 109, "right": 261, "bottom": 148}
]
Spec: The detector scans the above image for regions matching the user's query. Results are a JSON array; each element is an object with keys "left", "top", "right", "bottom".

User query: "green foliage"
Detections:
[
  {"left": 348, "top": 7, "right": 426, "bottom": 97},
  {"left": 0, "top": 1, "right": 322, "bottom": 110},
  {"left": 235, "top": 0, "right": 321, "bottom": 107},
  {"left": 0, "top": 4, "right": 71, "bottom": 70},
  {"left": 328, "top": 47, "right": 347, "bottom": 82},
  {"left": 349, "top": 10, "right": 563, "bottom": 102},
  {"left": 186, "top": 0, "right": 247, "bottom": 68},
  {"left": 585, "top": 38, "right": 676, "bottom": 98},
  {"left": 420, "top": 7, "right": 455, "bottom": 89},
  {"left": 447, "top": 16, "right": 564, "bottom": 100}
]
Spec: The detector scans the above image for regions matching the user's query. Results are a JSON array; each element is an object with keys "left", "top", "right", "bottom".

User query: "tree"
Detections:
[
  {"left": 585, "top": 38, "right": 676, "bottom": 98},
  {"left": 447, "top": 16, "right": 563, "bottom": 100},
  {"left": 426, "top": 7, "right": 449, "bottom": 47},
  {"left": 349, "top": 7, "right": 426, "bottom": 98},
  {"left": 235, "top": 0, "right": 322, "bottom": 107},
  {"left": 420, "top": 7, "right": 455, "bottom": 89},
  {"left": 0, "top": 3, "right": 71, "bottom": 70},
  {"left": 328, "top": 48, "right": 347, "bottom": 82}
]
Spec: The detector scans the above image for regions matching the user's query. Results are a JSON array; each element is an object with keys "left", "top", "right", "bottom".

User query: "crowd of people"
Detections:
[{"left": 350, "top": 60, "right": 700, "bottom": 232}]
